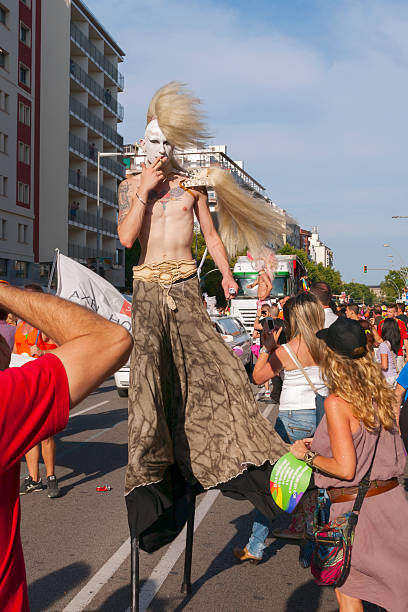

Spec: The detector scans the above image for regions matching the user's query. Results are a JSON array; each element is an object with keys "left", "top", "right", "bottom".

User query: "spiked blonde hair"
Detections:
[{"left": 146, "top": 82, "right": 210, "bottom": 150}]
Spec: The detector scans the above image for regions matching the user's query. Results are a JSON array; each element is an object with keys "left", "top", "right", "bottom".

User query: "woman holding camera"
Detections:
[
  {"left": 234, "top": 292, "right": 327, "bottom": 563},
  {"left": 291, "top": 318, "right": 408, "bottom": 611}
]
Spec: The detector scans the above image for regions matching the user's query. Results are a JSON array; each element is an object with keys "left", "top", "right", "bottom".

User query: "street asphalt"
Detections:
[{"left": 19, "top": 377, "right": 401, "bottom": 611}]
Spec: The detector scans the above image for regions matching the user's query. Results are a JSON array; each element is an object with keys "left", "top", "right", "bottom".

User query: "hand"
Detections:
[
  {"left": 222, "top": 277, "right": 238, "bottom": 300},
  {"left": 290, "top": 439, "right": 309, "bottom": 460},
  {"left": 30, "top": 345, "right": 43, "bottom": 357},
  {"left": 260, "top": 326, "right": 282, "bottom": 352},
  {"left": 138, "top": 156, "right": 167, "bottom": 199},
  {"left": 0, "top": 334, "right": 11, "bottom": 370}
]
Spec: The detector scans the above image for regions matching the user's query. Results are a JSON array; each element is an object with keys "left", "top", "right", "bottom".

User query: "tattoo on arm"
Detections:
[{"left": 118, "top": 181, "right": 131, "bottom": 225}]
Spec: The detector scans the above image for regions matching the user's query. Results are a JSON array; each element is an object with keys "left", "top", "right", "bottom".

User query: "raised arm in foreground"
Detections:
[{"left": 0, "top": 285, "right": 133, "bottom": 406}]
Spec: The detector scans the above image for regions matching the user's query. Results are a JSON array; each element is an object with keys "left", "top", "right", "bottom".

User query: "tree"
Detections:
[
  {"left": 343, "top": 282, "right": 375, "bottom": 305},
  {"left": 380, "top": 268, "right": 408, "bottom": 303},
  {"left": 124, "top": 240, "right": 141, "bottom": 291}
]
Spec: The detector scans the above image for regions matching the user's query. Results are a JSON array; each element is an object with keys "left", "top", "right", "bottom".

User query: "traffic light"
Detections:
[{"left": 363, "top": 265, "right": 367, "bottom": 273}]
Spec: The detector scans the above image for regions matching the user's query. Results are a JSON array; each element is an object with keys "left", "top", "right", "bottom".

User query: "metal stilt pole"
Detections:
[
  {"left": 181, "top": 495, "right": 196, "bottom": 594},
  {"left": 131, "top": 534, "right": 139, "bottom": 612}
]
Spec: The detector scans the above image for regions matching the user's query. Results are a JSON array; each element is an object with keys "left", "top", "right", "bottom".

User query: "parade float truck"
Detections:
[{"left": 230, "top": 255, "right": 307, "bottom": 333}]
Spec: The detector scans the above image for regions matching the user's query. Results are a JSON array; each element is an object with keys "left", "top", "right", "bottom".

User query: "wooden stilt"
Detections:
[
  {"left": 181, "top": 495, "right": 196, "bottom": 594},
  {"left": 131, "top": 534, "right": 140, "bottom": 612}
]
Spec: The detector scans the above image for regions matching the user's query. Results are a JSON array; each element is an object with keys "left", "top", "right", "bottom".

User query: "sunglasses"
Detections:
[{"left": 261, "top": 311, "right": 268, "bottom": 315}]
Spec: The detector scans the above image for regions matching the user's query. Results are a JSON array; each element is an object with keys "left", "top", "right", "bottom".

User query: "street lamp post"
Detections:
[
  {"left": 383, "top": 244, "right": 407, "bottom": 286},
  {"left": 97, "top": 150, "right": 124, "bottom": 273}
]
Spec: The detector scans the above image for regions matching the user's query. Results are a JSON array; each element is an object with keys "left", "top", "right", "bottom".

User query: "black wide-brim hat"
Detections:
[{"left": 316, "top": 317, "right": 367, "bottom": 359}]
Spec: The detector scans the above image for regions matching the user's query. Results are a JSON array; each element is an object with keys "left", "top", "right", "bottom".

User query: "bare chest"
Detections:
[{"left": 145, "top": 183, "right": 194, "bottom": 219}]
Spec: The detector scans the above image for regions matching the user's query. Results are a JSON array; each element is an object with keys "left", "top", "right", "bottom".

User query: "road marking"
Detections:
[
  {"left": 62, "top": 538, "right": 131, "bottom": 612},
  {"left": 69, "top": 400, "right": 110, "bottom": 419}
]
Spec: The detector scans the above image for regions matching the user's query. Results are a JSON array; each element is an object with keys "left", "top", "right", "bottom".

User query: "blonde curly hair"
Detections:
[{"left": 320, "top": 347, "right": 396, "bottom": 431}]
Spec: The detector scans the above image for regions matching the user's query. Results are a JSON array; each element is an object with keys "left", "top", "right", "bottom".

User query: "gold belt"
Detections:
[{"left": 133, "top": 260, "right": 197, "bottom": 310}]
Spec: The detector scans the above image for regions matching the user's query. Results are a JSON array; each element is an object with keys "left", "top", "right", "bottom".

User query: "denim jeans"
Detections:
[{"left": 246, "top": 410, "right": 316, "bottom": 558}]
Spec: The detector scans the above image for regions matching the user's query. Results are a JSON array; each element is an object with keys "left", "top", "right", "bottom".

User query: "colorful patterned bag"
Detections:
[
  {"left": 309, "top": 430, "right": 381, "bottom": 587},
  {"left": 309, "top": 502, "right": 356, "bottom": 586}
]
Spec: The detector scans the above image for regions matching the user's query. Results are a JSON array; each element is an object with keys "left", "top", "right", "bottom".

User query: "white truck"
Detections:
[{"left": 230, "top": 255, "right": 306, "bottom": 333}]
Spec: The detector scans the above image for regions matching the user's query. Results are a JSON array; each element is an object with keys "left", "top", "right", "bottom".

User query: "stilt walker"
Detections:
[{"left": 119, "top": 83, "right": 288, "bottom": 607}]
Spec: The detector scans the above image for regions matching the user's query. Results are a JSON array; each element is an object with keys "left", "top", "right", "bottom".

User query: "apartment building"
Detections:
[{"left": 0, "top": 0, "right": 125, "bottom": 287}]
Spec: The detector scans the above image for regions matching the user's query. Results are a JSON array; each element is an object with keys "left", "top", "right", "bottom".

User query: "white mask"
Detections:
[{"left": 143, "top": 119, "right": 174, "bottom": 164}]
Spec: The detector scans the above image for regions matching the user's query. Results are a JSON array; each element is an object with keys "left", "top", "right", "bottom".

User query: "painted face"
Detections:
[{"left": 143, "top": 119, "right": 174, "bottom": 164}]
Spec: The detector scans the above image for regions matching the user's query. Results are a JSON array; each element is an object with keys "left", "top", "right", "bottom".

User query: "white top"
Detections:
[
  {"left": 279, "top": 344, "right": 328, "bottom": 412},
  {"left": 324, "top": 308, "right": 338, "bottom": 328}
]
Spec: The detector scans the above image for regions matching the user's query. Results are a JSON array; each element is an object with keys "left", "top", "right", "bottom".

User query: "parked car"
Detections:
[
  {"left": 114, "top": 294, "right": 132, "bottom": 397},
  {"left": 210, "top": 315, "right": 252, "bottom": 368},
  {"left": 114, "top": 358, "right": 130, "bottom": 397}
]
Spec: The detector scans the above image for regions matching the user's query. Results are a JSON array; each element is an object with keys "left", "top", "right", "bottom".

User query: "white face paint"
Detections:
[{"left": 143, "top": 119, "right": 174, "bottom": 164}]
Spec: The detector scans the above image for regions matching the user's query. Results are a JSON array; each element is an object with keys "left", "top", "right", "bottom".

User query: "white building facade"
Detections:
[
  {"left": 309, "top": 226, "right": 333, "bottom": 268},
  {"left": 0, "top": 0, "right": 125, "bottom": 287}
]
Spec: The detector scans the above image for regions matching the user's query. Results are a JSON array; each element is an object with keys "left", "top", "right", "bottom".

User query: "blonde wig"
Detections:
[
  {"left": 147, "top": 82, "right": 210, "bottom": 150},
  {"left": 288, "top": 293, "right": 325, "bottom": 364},
  {"left": 320, "top": 347, "right": 396, "bottom": 432}
]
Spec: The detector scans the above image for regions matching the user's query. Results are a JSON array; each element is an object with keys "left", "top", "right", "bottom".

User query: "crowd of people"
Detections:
[{"left": 234, "top": 282, "right": 408, "bottom": 610}]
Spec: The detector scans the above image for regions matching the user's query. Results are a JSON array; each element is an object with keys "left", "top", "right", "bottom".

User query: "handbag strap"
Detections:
[
  {"left": 283, "top": 343, "right": 319, "bottom": 395},
  {"left": 349, "top": 427, "right": 382, "bottom": 519}
]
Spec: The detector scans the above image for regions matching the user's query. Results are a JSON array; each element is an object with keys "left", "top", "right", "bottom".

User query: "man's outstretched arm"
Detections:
[{"left": 0, "top": 285, "right": 133, "bottom": 406}]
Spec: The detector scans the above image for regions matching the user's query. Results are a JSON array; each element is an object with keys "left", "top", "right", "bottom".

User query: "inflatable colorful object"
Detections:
[{"left": 270, "top": 453, "right": 312, "bottom": 513}]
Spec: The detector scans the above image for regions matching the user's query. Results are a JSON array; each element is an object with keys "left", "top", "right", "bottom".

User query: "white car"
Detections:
[{"left": 114, "top": 358, "right": 130, "bottom": 397}]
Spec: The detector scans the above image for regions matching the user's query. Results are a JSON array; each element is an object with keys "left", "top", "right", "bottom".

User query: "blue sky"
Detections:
[{"left": 86, "top": 0, "right": 408, "bottom": 286}]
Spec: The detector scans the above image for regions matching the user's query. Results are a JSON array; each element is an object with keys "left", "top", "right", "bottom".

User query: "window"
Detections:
[
  {"left": 0, "top": 90, "right": 8, "bottom": 112},
  {"left": 0, "top": 175, "right": 7, "bottom": 196},
  {"left": 18, "top": 141, "right": 29, "bottom": 163},
  {"left": 18, "top": 223, "right": 28, "bottom": 243},
  {"left": 0, "top": 5, "right": 8, "bottom": 26},
  {"left": 0, "top": 132, "right": 7, "bottom": 154},
  {"left": 18, "top": 182, "right": 29, "bottom": 204},
  {"left": 18, "top": 101, "right": 30, "bottom": 125},
  {"left": 115, "top": 249, "right": 123, "bottom": 266},
  {"left": 15, "top": 260, "right": 28, "bottom": 278},
  {"left": 0, "top": 48, "right": 8, "bottom": 70},
  {"left": 0, "top": 219, "right": 6, "bottom": 240},
  {"left": 0, "top": 258, "right": 7, "bottom": 275},
  {"left": 20, "top": 23, "right": 31, "bottom": 46},
  {"left": 19, "top": 63, "right": 30, "bottom": 87}
]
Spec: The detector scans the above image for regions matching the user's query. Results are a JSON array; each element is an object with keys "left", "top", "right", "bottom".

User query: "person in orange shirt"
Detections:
[{"left": 13, "top": 284, "right": 61, "bottom": 498}]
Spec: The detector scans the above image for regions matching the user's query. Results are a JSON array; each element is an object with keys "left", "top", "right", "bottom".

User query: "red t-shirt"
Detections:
[
  {"left": 0, "top": 354, "right": 69, "bottom": 612},
  {"left": 378, "top": 318, "right": 408, "bottom": 356}
]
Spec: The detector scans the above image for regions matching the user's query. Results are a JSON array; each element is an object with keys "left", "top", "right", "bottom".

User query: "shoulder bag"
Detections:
[{"left": 308, "top": 429, "right": 381, "bottom": 587}]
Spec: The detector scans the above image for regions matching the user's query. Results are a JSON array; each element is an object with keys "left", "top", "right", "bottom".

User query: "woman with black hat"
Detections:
[{"left": 291, "top": 317, "right": 408, "bottom": 611}]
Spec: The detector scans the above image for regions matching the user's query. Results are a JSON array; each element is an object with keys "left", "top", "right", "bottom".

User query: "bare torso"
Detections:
[{"left": 127, "top": 173, "right": 196, "bottom": 264}]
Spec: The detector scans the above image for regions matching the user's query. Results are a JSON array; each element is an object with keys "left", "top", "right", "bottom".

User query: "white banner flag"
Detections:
[{"left": 56, "top": 252, "right": 132, "bottom": 332}]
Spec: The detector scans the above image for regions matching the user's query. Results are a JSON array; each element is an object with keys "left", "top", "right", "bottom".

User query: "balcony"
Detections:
[
  {"left": 70, "top": 97, "right": 123, "bottom": 148},
  {"left": 68, "top": 243, "right": 116, "bottom": 261},
  {"left": 70, "top": 23, "right": 124, "bottom": 90},
  {"left": 68, "top": 168, "right": 118, "bottom": 207},
  {"left": 69, "top": 132, "right": 125, "bottom": 180},
  {"left": 70, "top": 60, "right": 124, "bottom": 121},
  {"left": 68, "top": 207, "right": 117, "bottom": 236}
]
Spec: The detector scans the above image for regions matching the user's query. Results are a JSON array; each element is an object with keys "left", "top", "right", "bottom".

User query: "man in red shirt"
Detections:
[
  {"left": 0, "top": 283, "right": 132, "bottom": 612},
  {"left": 378, "top": 303, "right": 408, "bottom": 371}
]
